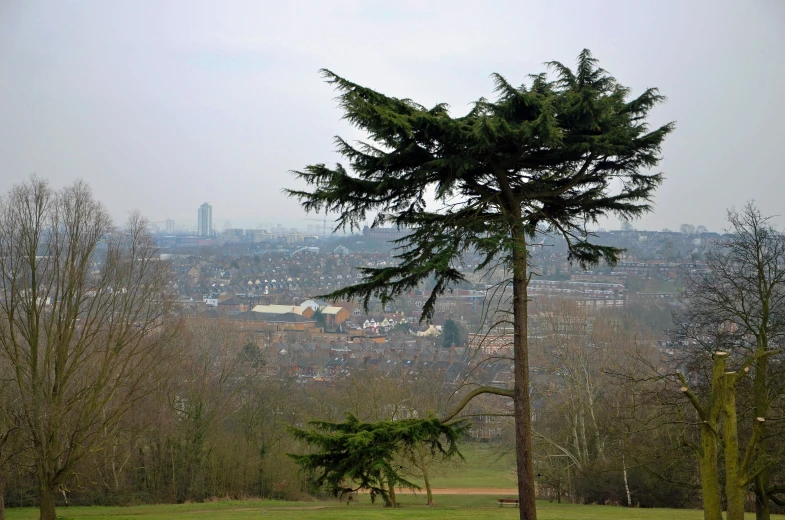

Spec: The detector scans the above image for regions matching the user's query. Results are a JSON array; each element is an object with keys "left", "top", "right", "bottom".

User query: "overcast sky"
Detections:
[{"left": 1, "top": 1, "right": 783, "bottom": 232}]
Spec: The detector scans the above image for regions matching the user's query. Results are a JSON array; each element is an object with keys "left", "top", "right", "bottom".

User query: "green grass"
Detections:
[
  {"left": 3, "top": 446, "right": 778, "bottom": 519},
  {"left": 4, "top": 497, "right": 782, "bottom": 520},
  {"left": 409, "top": 443, "right": 518, "bottom": 489}
]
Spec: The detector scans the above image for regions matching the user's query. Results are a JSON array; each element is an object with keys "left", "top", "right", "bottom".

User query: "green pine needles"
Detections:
[
  {"left": 288, "top": 414, "right": 465, "bottom": 506},
  {"left": 287, "top": 49, "right": 673, "bottom": 320},
  {"left": 287, "top": 50, "right": 672, "bottom": 519}
]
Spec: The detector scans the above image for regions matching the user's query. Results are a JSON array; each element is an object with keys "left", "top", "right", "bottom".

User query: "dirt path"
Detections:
[
  {"left": 386, "top": 487, "right": 518, "bottom": 495},
  {"left": 186, "top": 506, "right": 330, "bottom": 513}
]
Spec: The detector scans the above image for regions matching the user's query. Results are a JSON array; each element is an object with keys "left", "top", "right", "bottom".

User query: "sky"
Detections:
[{"left": 1, "top": 1, "right": 783, "bottom": 233}]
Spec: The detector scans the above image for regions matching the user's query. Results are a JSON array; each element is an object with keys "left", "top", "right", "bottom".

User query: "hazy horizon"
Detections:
[{"left": 2, "top": 1, "right": 784, "bottom": 232}]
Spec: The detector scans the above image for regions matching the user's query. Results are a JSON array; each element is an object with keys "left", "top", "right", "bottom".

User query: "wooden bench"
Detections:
[{"left": 498, "top": 498, "right": 519, "bottom": 507}]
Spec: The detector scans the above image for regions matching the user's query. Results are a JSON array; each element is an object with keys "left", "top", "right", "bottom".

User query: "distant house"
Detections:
[
  {"left": 468, "top": 333, "right": 513, "bottom": 355},
  {"left": 218, "top": 296, "right": 248, "bottom": 313},
  {"left": 187, "top": 267, "right": 200, "bottom": 283},
  {"left": 251, "top": 304, "right": 315, "bottom": 319},
  {"left": 321, "top": 306, "right": 350, "bottom": 331},
  {"left": 300, "top": 299, "right": 326, "bottom": 313},
  {"left": 232, "top": 310, "right": 317, "bottom": 331},
  {"left": 416, "top": 325, "right": 440, "bottom": 337},
  {"left": 260, "top": 312, "right": 317, "bottom": 331}
]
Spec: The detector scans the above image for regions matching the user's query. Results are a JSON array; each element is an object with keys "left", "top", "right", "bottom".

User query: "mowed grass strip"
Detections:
[
  {"left": 409, "top": 444, "right": 519, "bottom": 489},
  {"left": 5, "top": 497, "right": 784, "bottom": 520}
]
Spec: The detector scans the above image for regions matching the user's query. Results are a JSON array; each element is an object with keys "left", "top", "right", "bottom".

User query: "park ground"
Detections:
[
  {"left": 4, "top": 497, "right": 783, "bottom": 520},
  {"left": 4, "top": 446, "right": 783, "bottom": 520}
]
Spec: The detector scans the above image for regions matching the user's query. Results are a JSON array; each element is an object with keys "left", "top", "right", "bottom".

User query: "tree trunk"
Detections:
[
  {"left": 755, "top": 474, "right": 771, "bottom": 520},
  {"left": 422, "top": 464, "right": 434, "bottom": 506},
  {"left": 512, "top": 225, "right": 537, "bottom": 520},
  {"left": 170, "top": 442, "right": 176, "bottom": 502},
  {"left": 698, "top": 424, "right": 723, "bottom": 520},
  {"left": 387, "top": 473, "right": 397, "bottom": 507},
  {"left": 754, "top": 355, "right": 770, "bottom": 520},
  {"left": 379, "top": 486, "right": 393, "bottom": 508},
  {"left": 38, "top": 481, "right": 57, "bottom": 520},
  {"left": 683, "top": 352, "right": 726, "bottom": 520},
  {"left": 0, "top": 470, "right": 5, "bottom": 520},
  {"left": 723, "top": 374, "right": 744, "bottom": 520},
  {"left": 622, "top": 453, "right": 632, "bottom": 507}
]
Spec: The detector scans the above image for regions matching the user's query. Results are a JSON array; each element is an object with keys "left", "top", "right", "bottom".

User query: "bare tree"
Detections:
[
  {"left": 0, "top": 356, "right": 24, "bottom": 520},
  {"left": 678, "top": 203, "right": 785, "bottom": 520},
  {"left": 680, "top": 224, "right": 696, "bottom": 236},
  {"left": 165, "top": 317, "right": 258, "bottom": 502},
  {"left": 0, "top": 177, "right": 175, "bottom": 520},
  {"left": 529, "top": 299, "right": 658, "bottom": 505}
]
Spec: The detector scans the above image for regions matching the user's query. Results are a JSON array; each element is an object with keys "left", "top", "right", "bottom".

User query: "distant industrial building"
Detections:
[
  {"left": 197, "top": 203, "right": 212, "bottom": 237},
  {"left": 165, "top": 218, "right": 176, "bottom": 234}
]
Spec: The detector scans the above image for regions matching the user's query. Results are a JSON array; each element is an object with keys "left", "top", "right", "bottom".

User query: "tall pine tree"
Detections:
[{"left": 287, "top": 50, "right": 672, "bottom": 520}]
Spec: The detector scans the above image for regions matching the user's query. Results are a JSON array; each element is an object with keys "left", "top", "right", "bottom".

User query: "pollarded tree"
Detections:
[
  {"left": 679, "top": 203, "right": 785, "bottom": 520},
  {"left": 0, "top": 177, "right": 176, "bottom": 520},
  {"left": 287, "top": 49, "right": 672, "bottom": 520}
]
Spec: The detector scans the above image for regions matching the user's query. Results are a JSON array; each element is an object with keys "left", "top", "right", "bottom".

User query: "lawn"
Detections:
[
  {"left": 4, "top": 496, "right": 784, "bottom": 520},
  {"left": 4, "top": 445, "right": 780, "bottom": 519},
  {"left": 410, "top": 443, "right": 518, "bottom": 489}
]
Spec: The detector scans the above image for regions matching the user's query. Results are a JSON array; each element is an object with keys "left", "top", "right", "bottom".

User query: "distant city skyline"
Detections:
[
  {"left": 156, "top": 201, "right": 726, "bottom": 235},
  {"left": 2, "top": 2, "right": 783, "bottom": 232},
  {"left": 155, "top": 210, "right": 722, "bottom": 236},
  {"left": 159, "top": 213, "right": 726, "bottom": 234}
]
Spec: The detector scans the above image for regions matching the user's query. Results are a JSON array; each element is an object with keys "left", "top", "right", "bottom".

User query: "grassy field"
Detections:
[
  {"left": 4, "top": 497, "right": 782, "bottom": 520},
  {"left": 410, "top": 443, "right": 518, "bottom": 489},
  {"left": 4, "top": 446, "right": 781, "bottom": 519}
]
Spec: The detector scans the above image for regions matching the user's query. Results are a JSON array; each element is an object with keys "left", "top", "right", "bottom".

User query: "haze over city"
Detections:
[
  {"left": 7, "top": 4, "right": 785, "bottom": 520},
  {"left": 1, "top": 1, "right": 784, "bottom": 232}
]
